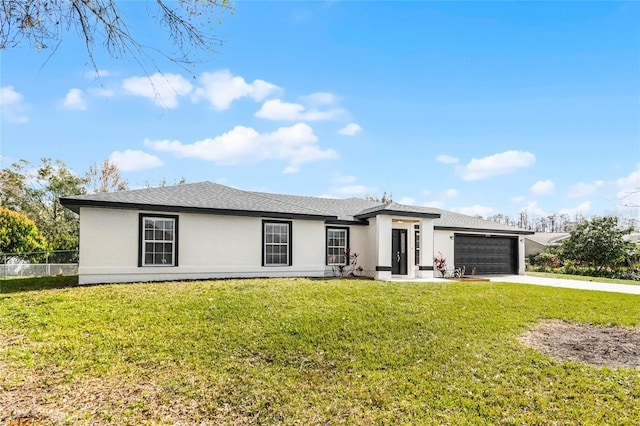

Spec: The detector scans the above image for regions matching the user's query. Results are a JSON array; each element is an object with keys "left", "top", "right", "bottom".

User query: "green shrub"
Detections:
[{"left": 533, "top": 252, "right": 561, "bottom": 269}]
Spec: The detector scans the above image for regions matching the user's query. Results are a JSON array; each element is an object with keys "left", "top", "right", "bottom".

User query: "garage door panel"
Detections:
[{"left": 454, "top": 235, "right": 516, "bottom": 275}]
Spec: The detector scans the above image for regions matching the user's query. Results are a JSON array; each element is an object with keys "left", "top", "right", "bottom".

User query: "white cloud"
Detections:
[
  {"left": 567, "top": 180, "right": 604, "bottom": 198},
  {"left": 452, "top": 205, "right": 494, "bottom": 217},
  {"left": 122, "top": 72, "right": 193, "bottom": 108},
  {"left": 617, "top": 166, "right": 640, "bottom": 191},
  {"left": 302, "top": 92, "right": 339, "bottom": 105},
  {"left": 530, "top": 180, "right": 555, "bottom": 195},
  {"left": 337, "top": 122, "right": 362, "bottom": 136},
  {"left": 436, "top": 154, "right": 459, "bottom": 164},
  {"left": 332, "top": 185, "right": 371, "bottom": 195},
  {"left": 512, "top": 196, "right": 525, "bottom": 203},
  {"left": 444, "top": 188, "right": 458, "bottom": 198},
  {"left": 332, "top": 174, "right": 357, "bottom": 184},
  {"left": 521, "top": 201, "right": 546, "bottom": 216},
  {"left": 146, "top": 122, "right": 337, "bottom": 170},
  {"left": 617, "top": 166, "right": 640, "bottom": 206},
  {"left": 255, "top": 99, "right": 345, "bottom": 121},
  {"left": 559, "top": 201, "right": 592, "bottom": 217},
  {"left": 63, "top": 88, "right": 87, "bottom": 111},
  {"left": 0, "top": 86, "right": 23, "bottom": 105},
  {"left": 398, "top": 197, "right": 415, "bottom": 205},
  {"left": 460, "top": 150, "right": 535, "bottom": 181},
  {"left": 109, "top": 150, "right": 164, "bottom": 171},
  {"left": 0, "top": 86, "right": 29, "bottom": 123},
  {"left": 194, "top": 69, "right": 279, "bottom": 110}
]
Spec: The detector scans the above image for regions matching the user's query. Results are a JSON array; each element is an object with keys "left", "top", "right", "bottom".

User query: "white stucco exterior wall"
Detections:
[
  {"left": 76, "top": 206, "right": 526, "bottom": 284},
  {"left": 78, "top": 207, "right": 330, "bottom": 284},
  {"left": 374, "top": 215, "right": 392, "bottom": 280},
  {"left": 363, "top": 218, "right": 378, "bottom": 278},
  {"left": 433, "top": 229, "right": 455, "bottom": 277},
  {"left": 418, "top": 219, "right": 435, "bottom": 278},
  {"left": 347, "top": 225, "right": 374, "bottom": 278},
  {"left": 518, "top": 238, "right": 526, "bottom": 274}
]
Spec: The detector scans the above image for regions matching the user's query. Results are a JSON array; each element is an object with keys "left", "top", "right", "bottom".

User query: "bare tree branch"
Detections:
[{"left": 0, "top": 0, "right": 231, "bottom": 74}]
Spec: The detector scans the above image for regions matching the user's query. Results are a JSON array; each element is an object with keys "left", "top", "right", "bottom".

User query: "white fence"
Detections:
[{"left": 1, "top": 250, "right": 78, "bottom": 279}]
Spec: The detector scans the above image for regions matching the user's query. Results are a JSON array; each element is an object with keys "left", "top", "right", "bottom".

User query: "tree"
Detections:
[
  {"left": 0, "top": 207, "right": 50, "bottom": 254},
  {"left": 0, "top": 158, "right": 27, "bottom": 210},
  {"left": 144, "top": 176, "right": 187, "bottom": 188},
  {"left": 561, "top": 216, "right": 634, "bottom": 272},
  {"left": 0, "top": 0, "right": 232, "bottom": 73},
  {"left": 486, "top": 214, "right": 516, "bottom": 227},
  {"left": 85, "top": 159, "right": 128, "bottom": 194},
  {"left": 363, "top": 192, "right": 393, "bottom": 203},
  {"left": 0, "top": 158, "right": 85, "bottom": 251},
  {"left": 517, "top": 209, "right": 530, "bottom": 230}
]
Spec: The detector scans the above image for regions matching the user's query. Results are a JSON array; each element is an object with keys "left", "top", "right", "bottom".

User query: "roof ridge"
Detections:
[
  {"left": 246, "top": 190, "right": 336, "bottom": 217},
  {"left": 354, "top": 202, "right": 389, "bottom": 216}
]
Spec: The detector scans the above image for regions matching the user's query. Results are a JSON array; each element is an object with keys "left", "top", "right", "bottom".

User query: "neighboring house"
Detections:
[
  {"left": 60, "top": 182, "right": 533, "bottom": 285},
  {"left": 524, "top": 233, "right": 570, "bottom": 259},
  {"left": 625, "top": 232, "right": 640, "bottom": 245}
]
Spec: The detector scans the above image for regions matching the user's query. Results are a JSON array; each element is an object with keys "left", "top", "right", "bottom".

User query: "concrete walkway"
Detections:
[
  {"left": 487, "top": 275, "right": 640, "bottom": 295},
  {"left": 387, "top": 275, "right": 640, "bottom": 295}
]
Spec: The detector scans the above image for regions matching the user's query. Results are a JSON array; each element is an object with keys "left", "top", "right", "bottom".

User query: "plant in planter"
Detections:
[
  {"left": 453, "top": 266, "right": 465, "bottom": 278},
  {"left": 434, "top": 251, "right": 447, "bottom": 278},
  {"left": 334, "top": 248, "right": 363, "bottom": 277}
]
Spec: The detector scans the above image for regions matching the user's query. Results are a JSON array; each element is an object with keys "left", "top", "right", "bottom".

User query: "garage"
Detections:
[{"left": 454, "top": 235, "right": 517, "bottom": 275}]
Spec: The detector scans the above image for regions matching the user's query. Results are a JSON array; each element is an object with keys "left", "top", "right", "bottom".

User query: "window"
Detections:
[
  {"left": 263, "top": 221, "right": 292, "bottom": 266},
  {"left": 327, "top": 227, "right": 349, "bottom": 265},
  {"left": 139, "top": 214, "right": 178, "bottom": 267},
  {"left": 414, "top": 224, "right": 420, "bottom": 265}
]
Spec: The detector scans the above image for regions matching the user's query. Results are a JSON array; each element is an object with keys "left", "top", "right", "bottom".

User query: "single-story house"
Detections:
[{"left": 60, "top": 182, "right": 533, "bottom": 285}]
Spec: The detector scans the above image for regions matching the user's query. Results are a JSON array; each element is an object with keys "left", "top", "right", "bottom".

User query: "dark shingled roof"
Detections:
[
  {"left": 60, "top": 181, "right": 532, "bottom": 234},
  {"left": 247, "top": 192, "right": 400, "bottom": 222},
  {"left": 429, "top": 207, "right": 533, "bottom": 234},
  {"left": 60, "top": 182, "right": 335, "bottom": 220},
  {"left": 354, "top": 202, "right": 441, "bottom": 220}
]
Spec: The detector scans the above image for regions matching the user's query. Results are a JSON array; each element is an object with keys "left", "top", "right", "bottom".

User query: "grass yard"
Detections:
[
  {"left": 526, "top": 271, "right": 640, "bottom": 286},
  {"left": 1, "top": 277, "right": 639, "bottom": 425}
]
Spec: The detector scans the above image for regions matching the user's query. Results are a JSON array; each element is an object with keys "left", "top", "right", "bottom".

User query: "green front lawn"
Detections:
[
  {"left": 527, "top": 270, "right": 640, "bottom": 286},
  {"left": 1, "top": 277, "right": 639, "bottom": 424}
]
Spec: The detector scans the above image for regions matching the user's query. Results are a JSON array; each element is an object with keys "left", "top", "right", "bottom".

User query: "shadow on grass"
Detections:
[{"left": 0, "top": 275, "right": 79, "bottom": 294}]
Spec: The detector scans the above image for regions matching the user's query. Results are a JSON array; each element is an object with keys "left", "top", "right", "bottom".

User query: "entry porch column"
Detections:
[
  {"left": 374, "top": 215, "right": 392, "bottom": 280},
  {"left": 417, "top": 218, "right": 435, "bottom": 278}
]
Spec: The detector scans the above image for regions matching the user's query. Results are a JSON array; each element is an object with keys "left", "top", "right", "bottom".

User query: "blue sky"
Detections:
[{"left": 1, "top": 1, "right": 639, "bottom": 220}]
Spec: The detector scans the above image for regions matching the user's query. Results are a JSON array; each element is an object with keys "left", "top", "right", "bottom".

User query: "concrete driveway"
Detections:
[{"left": 488, "top": 275, "right": 640, "bottom": 295}]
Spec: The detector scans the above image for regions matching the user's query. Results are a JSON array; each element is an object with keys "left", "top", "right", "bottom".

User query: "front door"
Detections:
[{"left": 392, "top": 229, "right": 407, "bottom": 275}]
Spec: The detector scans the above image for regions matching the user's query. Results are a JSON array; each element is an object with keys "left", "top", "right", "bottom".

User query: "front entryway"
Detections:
[{"left": 392, "top": 229, "right": 407, "bottom": 275}]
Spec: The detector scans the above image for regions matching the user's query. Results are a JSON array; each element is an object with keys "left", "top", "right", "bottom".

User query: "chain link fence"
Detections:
[{"left": 0, "top": 250, "right": 78, "bottom": 279}]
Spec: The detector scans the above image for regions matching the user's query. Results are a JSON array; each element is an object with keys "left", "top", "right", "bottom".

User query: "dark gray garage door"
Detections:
[{"left": 454, "top": 235, "right": 517, "bottom": 275}]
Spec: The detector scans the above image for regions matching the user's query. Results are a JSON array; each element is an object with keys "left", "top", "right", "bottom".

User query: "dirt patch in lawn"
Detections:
[{"left": 520, "top": 320, "right": 640, "bottom": 369}]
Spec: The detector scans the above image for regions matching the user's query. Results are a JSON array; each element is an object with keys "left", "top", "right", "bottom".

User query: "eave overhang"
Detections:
[
  {"left": 354, "top": 209, "right": 441, "bottom": 220},
  {"left": 435, "top": 225, "right": 535, "bottom": 235},
  {"left": 59, "top": 198, "right": 338, "bottom": 222}
]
